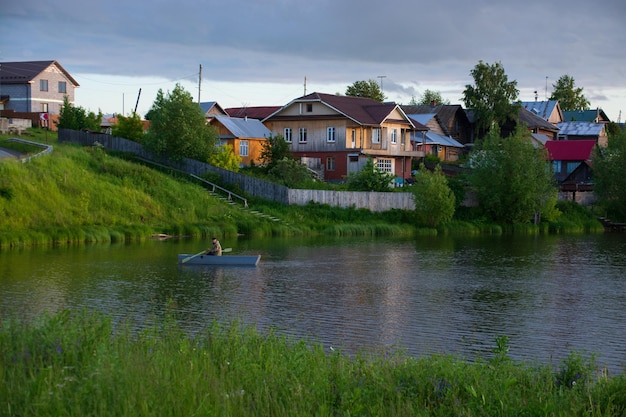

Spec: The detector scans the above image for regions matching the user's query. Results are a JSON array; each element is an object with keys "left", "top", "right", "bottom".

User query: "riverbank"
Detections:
[
  {"left": 1, "top": 310, "right": 624, "bottom": 417},
  {"left": 0, "top": 130, "right": 604, "bottom": 249}
]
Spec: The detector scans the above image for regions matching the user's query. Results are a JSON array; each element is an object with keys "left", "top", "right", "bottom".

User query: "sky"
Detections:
[{"left": 3, "top": 0, "right": 626, "bottom": 121}]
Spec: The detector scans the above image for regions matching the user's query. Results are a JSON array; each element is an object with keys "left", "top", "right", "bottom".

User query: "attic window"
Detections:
[{"left": 306, "top": 103, "right": 313, "bottom": 112}]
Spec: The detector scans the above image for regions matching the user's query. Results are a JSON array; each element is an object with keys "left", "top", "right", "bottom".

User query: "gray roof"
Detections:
[
  {"left": 412, "top": 131, "right": 464, "bottom": 148},
  {"left": 214, "top": 115, "right": 271, "bottom": 139},
  {"left": 407, "top": 113, "right": 436, "bottom": 125},
  {"left": 557, "top": 121, "right": 604, "bottom": 136}
]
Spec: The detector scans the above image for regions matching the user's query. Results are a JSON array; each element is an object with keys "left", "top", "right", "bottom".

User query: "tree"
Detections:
[
  {"left": 468, "top": 125, "right": 558, "bottom": 224},
  {"left": 143, "top": 84, "right": 217, "bottom": 162},
  {"left": 346, "top": 158, "right": 394, "bottom": 191},
  {"left": 56, "top": 96, "right": 102, "bottom": 131},
  {"left": 111, "top": 113, "right": 144, "bottom": 142},
  {"left": 411, "top": 163, "right": 455, "bottom": 227},
  {"left": 346, "top": 80, "right": 386, "bottom": 102},
  {"left": 267, "top": 158, "right": 312, "bottom": 188},
  {"left": 259, "top": 135, "right": 291, "bottom": 170},
  {"left": 549, "top": 75, "right": 590, "bottom": 112},
  {"left": 418, "top": 89, "right": 450, "bottom": 106},
  {"left": 209, "top": 144, "right": 241, "bottom": 172},
  {"left": 462, "top": 61, "right": 520, "bottom": 134},
  {"left": 592, "top": 129, "right": 626, "bottom": 220}
]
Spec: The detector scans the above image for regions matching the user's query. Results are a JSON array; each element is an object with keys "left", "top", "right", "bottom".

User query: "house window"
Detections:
[
  {"left": 327, "top": 127, "right": 336, "bottom": 142},
  {"left": 565, "top": 161, "right": 579, "bottom": 174},
  {"left": 351, "top": 129, "right": 356, "bottom": 148},
  {"left": 552, "top": 161, "right": 561, "bottom": 174},
  {"left": 40, "top": 80, "right": 48, "bottom": 92},
  {"left": 58, "top": 81, "right": 67, "bottom": 94},
  {"left": 240, "top": 140, "right": 249, "bottom": 157},
  {"left": 41, "top": 103, "right": 48, "bottom": 113},
  {"left": 284, "top": 128, "right": 292, "bottom": 143},
  {"left": 390, "top": 129, "right": 397, "bottom": 144},
  {"left": 326, "top": 156, "right": 336, "bottom": 171},
  {"left": 376, "top": 158, "right": 392, "bottom": 173},
  {"left": 306, "top": 103, "right": 313, "bottom": 112},
  {"left": 299, "top": 127, "right": 307, "bottom": 143},
  {"left": 372, "top": 128, "right": 381, "bottom": 144}
]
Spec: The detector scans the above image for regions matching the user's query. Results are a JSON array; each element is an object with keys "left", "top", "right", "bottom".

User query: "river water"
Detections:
[{"left": 1, "top": 233, "right": 625, "bottom": 374}]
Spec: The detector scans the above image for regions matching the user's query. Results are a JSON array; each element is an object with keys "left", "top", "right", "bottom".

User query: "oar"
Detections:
[{"left": 181, "top": 248, "right": 232, "bottom": 264}]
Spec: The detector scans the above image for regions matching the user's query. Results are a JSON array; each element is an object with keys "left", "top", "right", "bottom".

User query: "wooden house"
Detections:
[
  {"left": 562, "top": 109, "right": 611, "bottom": 123},
  {"left": 407, "top": 114, "right": 463, "bottom": 161},
  {"left": 208, "top": 115, "right": 271, "bottom": 166},
  {"left": 226, "top": 106, "right": 281, "bottom": 120},
  {"left": 263, "top": 92, "right": 422, "bottom": 181},
  {"left": 402, "top": 104, "right": 473, "bottom": 145},
  {"left": 199, "top": 101, "right": 228, "bottom": 120},
  {"left": 544, "top": 139, "right": 596, "bottom": 187},
  {"left": 557, "top": 121, "right": 608, "bottom": 147},
  {"left": 520, "top": 100, "right": 563, "bottom": 125}
]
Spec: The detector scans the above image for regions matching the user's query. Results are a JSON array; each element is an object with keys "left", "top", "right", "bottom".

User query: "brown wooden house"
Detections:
[{"left": 263, "top": 92, "right": 422, "bottom": 181}]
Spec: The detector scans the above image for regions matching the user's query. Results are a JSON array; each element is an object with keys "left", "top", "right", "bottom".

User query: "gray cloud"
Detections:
[{"left": 3, "top": 0, "right": 626, "bottom": 117}]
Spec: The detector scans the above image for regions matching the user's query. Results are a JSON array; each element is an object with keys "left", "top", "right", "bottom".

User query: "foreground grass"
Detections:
[{"left": 1, "top": 310, "right": 624, "bottom": 417}]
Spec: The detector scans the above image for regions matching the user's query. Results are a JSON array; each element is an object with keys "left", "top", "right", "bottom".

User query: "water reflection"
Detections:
[{"left": 1, "top": 234, "right": 625, "bottom": 374}]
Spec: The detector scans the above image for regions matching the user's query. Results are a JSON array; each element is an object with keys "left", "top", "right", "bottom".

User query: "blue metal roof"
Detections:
[
  {"left": 557, "top": 121, "right": 603, "bottom": 136},
  {"left": 520, "top": 100, "right": 558, "bottom": 121},
  {"left": 408, "top": 113, "right": 436, "bottom": 125}
]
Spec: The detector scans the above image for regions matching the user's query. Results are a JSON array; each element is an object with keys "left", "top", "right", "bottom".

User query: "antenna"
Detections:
[
  {"left": 377, "top": 75, "right": 386, "bottom": 94},
  {"left": 304, "top": 76, "right": 307, "bottom": 95},
  {"left": 198, "top": 64, "right": 202, "bottom": 104},
  {"left": 545, "top": 76, "right": 548, "bottom": 99}
]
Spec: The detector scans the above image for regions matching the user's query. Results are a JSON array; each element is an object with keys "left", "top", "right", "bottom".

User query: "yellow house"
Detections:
[{"left": 209, "top": 115, "right": 271, "bottom": 166}]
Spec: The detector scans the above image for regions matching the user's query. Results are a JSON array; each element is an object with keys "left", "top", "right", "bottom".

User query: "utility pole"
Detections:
[
  {"left": 198, "top": 64, "right": 202, "bottom": 104},
  {"left": 545, "top": 76, "right": 548, "bottom": 99},
  {"left": 304, "top": 76, "right": 307, "bottom": 95}
]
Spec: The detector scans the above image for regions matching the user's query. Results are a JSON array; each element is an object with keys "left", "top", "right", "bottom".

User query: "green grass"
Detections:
[
  {"left": 1, "top": 310, "right": 624, "bottom": 417},
  {"left": 0, "top": 128, "right": 607, "bottom": 248}
]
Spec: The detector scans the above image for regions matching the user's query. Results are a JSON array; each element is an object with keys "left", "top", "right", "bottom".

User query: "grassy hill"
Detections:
[{"left": 0, "top": 135, "right": 292, "bottom": 248}]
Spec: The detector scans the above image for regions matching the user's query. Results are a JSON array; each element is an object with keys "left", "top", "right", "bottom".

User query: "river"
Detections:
[{"left": 1, "top": 233, "right": 625, "bottom": 374}]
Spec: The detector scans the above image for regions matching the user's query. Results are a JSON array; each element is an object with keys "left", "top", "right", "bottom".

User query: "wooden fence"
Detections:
[{"left": 58, "top": 129, "right": 415, "bottom": 212}]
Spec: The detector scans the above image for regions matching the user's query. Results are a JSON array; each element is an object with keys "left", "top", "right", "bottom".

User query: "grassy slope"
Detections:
[{"left": 0, "top": 138, "right": 288, "bottom": 248}]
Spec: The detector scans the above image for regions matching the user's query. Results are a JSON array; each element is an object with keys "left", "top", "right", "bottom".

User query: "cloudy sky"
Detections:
[{"left": 3, "top": 0, "right": 626, "bottom": 120}]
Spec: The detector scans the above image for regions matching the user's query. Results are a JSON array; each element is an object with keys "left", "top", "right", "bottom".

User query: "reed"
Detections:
[{"left": 1, "top": 310, "right": 624, "bottom": 417}]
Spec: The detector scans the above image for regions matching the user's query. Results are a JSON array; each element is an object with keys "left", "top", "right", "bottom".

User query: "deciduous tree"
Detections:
[
  {"left": 411, "top": 163, "right": 455, "bottom": 227},
  {"left": 549, "top": 75, "right": 590, "bottom": 112},
  {"left": 143, "top": 84, "right": 217, "bottom": 162},
  {"left": 593, "top": 129, "right": 626, "bottom": 220},
  {"left": 418, "top": 89, "right": 450, "bottom": 106},
  {"left": 209, "top": 144, "right": 241, "bottom": 172},
  {"left": 259, "top": 135, "right": 291, "bottom": 170},
  {"left": 468, "top": 125, "right": 558, "bottom": 224},
  {"left": 346, "top": 158, "right": 394, "bottom": 191},
  {"left": 56, "top": 96, "right": 102, "bottom": 131},
  {"left": 346, "top": 80, "right": 386, "bottom": 102},
  {"left": 462, "top": 61, "right": 520, "bottom": 134},
  {"left": 112, "top": 113, "right": 144, "bottom": 142}
]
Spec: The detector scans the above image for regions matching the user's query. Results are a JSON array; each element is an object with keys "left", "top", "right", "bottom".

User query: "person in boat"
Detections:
[{"left": 206, "top": 237, "right": 222, "bottom": 256}]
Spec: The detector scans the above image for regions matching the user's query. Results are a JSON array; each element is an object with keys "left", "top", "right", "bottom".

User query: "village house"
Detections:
[
  {"left": 0, "top": 60, "right": 78, "bottom": 116},
  {"left": 208, "top": 114, "right": 271, "bottom": 166},
  {"left": 263, "top": 92, "right": 423, "bottom": 181}
]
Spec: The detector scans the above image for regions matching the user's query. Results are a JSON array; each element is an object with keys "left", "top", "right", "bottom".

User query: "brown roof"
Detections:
[
  {"left": 225, "top": 106, "right": 281, "bottom": 119},
  {"left": 0, "top": 60, "right": 79, "bottom": 86},
  {"left": 267, "top": 92, "right": 414, "bottom": 127}
]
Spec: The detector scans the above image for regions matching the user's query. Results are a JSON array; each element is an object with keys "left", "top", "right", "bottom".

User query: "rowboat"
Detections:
[{"left": 178, "top": 254, "right": 261, "bottom": 266}]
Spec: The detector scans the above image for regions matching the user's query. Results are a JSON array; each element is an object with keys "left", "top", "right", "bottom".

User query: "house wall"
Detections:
[
  {"left": 1, "top": 84, "right": 30, "bottom": 112},
  {"left": 231, "top": 138, "right": 265, "bottom": 166},
  {"left": 30, "top": 64, "right": 76, "bottom": 114}
]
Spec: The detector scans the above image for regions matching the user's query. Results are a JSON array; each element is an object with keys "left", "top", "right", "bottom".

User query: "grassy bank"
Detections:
[
  {"left": 1, "top": 310, "right": 624, "bottom": 417},
  {"left": 1, "top": 129, "right": 605, "bottom": 249}
]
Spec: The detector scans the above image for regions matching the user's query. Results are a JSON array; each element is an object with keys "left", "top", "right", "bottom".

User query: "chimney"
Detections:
[{"left": 430, "top": 100, "right": 437, "bottom": 107}]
